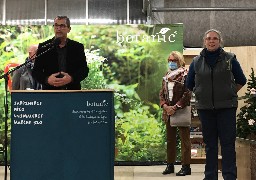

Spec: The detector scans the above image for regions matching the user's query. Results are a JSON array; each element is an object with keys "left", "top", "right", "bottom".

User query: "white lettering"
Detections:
[
  {"left": 116, "top": 31, "right": 178, "bottom": 43},
  {"left": 116, "top": 31, "right": 124, "bottom": 43}
]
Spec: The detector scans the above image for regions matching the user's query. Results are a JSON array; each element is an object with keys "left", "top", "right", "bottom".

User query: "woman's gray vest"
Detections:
[{"left": 193, "top": 50, "right": 238, "bottom": 109}]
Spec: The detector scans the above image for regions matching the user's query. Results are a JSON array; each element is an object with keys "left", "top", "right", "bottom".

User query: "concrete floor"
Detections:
[
  {"left": 0, "top": 164, "right": 223, "bottom": 180},
  {"left": 114, "top": 164, "right": 224, "bottom": 180},
  {"left": 0, "top": 166, "right": 10, "bottom": 180}
]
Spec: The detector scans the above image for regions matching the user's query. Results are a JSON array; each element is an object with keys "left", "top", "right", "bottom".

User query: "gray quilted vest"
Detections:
[{"left": 193, "top": 50, "right": 238, "bottom": 109}]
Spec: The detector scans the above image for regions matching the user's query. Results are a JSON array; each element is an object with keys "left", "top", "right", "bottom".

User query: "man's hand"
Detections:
[{"left": 47, "top": 72, "right": 72, "bottom": 87}]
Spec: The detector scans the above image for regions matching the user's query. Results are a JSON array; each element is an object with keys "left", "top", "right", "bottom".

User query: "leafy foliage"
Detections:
[
  {"left": 237, "top": 68, "right": 256, "bottom": 139},
  {"left": 0, "top": 25, "right": 175, "bottom": 163},
  {"left": 105, "top": 81, "right": 166, "bottom": 161},
  {"left": 70, "top": 25, "right": 169, "bottom": 105},
  {"left": 115, "top": 108, "right": 166, "bottom": 161},
  {"left": 80, "top": 49, "right": 107, "bottom": 89}
]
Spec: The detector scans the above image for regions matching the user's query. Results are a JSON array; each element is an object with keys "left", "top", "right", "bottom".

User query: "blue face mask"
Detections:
[{"left": 168, "top": 62, "right": 178, "bottom": 70}]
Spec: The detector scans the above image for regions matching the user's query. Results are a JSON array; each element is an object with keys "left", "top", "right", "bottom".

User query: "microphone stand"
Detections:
[{"left": 0, "top": 44, "right": 55, "bottom": 180}]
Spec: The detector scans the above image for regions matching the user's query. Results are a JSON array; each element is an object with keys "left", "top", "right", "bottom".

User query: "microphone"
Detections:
[
  {"left": 34, "top": 38, "right": 61, "bottom": 61},
  {"left": 40, "top": 37, "right": 61, "bottom": 48}
]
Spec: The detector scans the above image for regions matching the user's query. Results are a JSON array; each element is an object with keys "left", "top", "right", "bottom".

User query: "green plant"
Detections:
[
  {"left": 80, "top": 49, "right": 107, "bottom": 89},
  {"left": 115, "top": 107, "right": 166, "bottom": 161},
  {"left": 237, "top": 68, "right": 256, "bottom": 139},
  {"left": 108, "top": 82, "right": 166, "bottom": 161}
]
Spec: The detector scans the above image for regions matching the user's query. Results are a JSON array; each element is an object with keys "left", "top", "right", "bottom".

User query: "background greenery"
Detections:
[
  {"left": 0, "top": 24, "right": 183, "bottom": 163},
  {"left": 237, "top": 68, "right": 256, "bottom": 140}
]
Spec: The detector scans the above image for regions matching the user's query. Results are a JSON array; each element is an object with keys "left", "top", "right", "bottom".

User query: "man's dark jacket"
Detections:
[{"left": 32, "top": 38, "right": 89, "bottom": 90}]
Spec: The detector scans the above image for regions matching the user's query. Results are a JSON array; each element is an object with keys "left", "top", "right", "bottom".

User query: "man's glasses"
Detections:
[
  {"left": 205, "top": 37, "right": 219, "bottom": 41},
  {"left": 53, "top": 24, "right": 67, "bottom": 29}
]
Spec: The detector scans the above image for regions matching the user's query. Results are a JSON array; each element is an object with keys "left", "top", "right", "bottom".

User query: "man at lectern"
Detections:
[{"left": 32, "top": 15, "right": 89, "bottom": 90}]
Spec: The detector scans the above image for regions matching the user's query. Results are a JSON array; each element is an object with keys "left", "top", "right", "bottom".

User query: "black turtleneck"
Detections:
[{"left": 205, "top": 47, "right": 221, "bottom": 68}]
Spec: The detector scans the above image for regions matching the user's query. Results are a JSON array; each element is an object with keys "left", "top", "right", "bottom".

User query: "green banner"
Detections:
[{"left": 0, "top": 24, "right": 183, "bottom": 162}]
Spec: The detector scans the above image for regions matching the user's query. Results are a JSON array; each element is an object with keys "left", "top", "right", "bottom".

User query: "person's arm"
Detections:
[
  {"left": 175, "top": 77, "right": 192, "bottom": 108},
  {"left": 159, "top": 79, "right": 176, "bottom": 116},
  {"left": 32, "top": 41, "right": 51, "bottom": 84},
  {"left": 185, "top": 61, "right": 195, "bottom": 91},
  {"left": 231, "top": 57, "right": 247, "bottom": 92},
  {"left": 68, "top": 43, "right": 89, "bottom": 84},
  {"left": 236, "top": 84, "right": 244, "bottom": 92},
  {"left": 12, "top": 69, "right": 22, "bottom": 90},
  {"left": 159, "top": 80, "right": 168, "bottom": 108}
]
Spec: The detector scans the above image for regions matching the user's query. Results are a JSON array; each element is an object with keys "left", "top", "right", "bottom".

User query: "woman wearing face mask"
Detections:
[{"left": 159, "top": 51, "right": 192, "bottom": 176}]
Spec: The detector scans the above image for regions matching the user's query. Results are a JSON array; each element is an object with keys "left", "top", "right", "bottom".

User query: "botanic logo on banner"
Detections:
[
  {"left": 0, "top": 24, "right": 183, "bottom": 162},
  {"left": 116, "top": 26, "right": 179, "bottom": 43}
]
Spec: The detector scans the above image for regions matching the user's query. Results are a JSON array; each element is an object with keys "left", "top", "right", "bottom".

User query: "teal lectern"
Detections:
[{"left": 10, "top": 90, "right": 114, "bottom": 180}]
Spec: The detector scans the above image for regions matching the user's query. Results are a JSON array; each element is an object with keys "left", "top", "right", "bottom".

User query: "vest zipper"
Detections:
[{"left": 211, "top": 68, "right": 215, "bottom": 109}]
